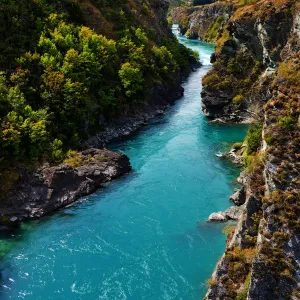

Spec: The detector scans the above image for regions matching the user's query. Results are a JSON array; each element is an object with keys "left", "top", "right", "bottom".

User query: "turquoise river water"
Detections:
[{"left": 0, "top": 27, "right": 247, "bottom": 299}]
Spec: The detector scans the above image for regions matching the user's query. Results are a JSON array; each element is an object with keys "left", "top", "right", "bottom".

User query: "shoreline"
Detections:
[{"left": 0, "top": 62, "right": 201, "bottom": 227}]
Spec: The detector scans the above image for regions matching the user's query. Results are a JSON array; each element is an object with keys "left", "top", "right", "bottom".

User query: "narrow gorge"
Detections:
[
  {"left": 0, "top": 0, "right": 299, "bottom": 299},
  {"left": 0, "top": 27, "right": 248, "bottom": 299},
  {"left": 171, "top": 0, "right": 300, "bottom": 298}
]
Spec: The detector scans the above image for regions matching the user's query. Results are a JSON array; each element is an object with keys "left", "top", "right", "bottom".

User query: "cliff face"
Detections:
[
  {"left": 205, "top": 1, "right": 300, "bottom": 299},
  {"left": 170, "top": 1, "right": 234, "bottom": 41},
  {"left": 201, "top": 0, "right": 296, "bottom": 122}
]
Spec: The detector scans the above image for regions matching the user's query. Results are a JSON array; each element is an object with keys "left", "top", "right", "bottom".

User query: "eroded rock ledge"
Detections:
[
  {"left": 0, "top": 149, "right": 131, "bottom": 221},
  {"left": 208, "top": 205, "right": 244, "bottom": 222}
]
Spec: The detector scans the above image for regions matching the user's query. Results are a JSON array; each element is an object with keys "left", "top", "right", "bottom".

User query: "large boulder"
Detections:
[{"left": 224, "top": 205, "right": 244, "bottom": 220}]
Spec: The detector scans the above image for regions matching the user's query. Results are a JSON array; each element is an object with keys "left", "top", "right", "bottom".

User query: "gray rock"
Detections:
[
  {"left": 170, "top": 2, "right": 234, "bottom": 41},
  {"left": 229, "top": 186, "right": 246, "bottom": 206},
  {"left": 208, "top": 205, "right": 244, "bottom": 222},
  {"left": 0, "top": 149, "right": 131, "bottom": 221},
  {"left": 224, "top": 205, "right": 244, "bottom": 220},
  {"left": 208, "top": 212, "right": 228, "bottom": 222}
]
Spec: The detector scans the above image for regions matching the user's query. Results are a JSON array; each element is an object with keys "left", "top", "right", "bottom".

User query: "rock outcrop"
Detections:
[
  {"left": 170, "top": 2, "right": 234, "bottom": 41},
  {"left": 208, "top": 205, "right": 244, "bottom": 222},
  {"left": 230, "top": 186, "right": 246, "bottom": 206},
  {"left": 85, "top": 104, "right": 180, "bottom": 148},
  {"left": 0, "top": 149, "right": 131, "bottom": 221},
  {"left": 201, "top": 0, "right": 296, "bottom": 122}
]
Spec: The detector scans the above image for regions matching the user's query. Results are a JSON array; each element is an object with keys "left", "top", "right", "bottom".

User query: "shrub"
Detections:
[
  {"left": 202, "top": 73, "right": 222, "bottom": 89},
  {"left": 222, "top": 223, "right": 236, "bottom": 237},
  {"left": 207, "top": 277, "right": 217, "bottom": 287},
  {"left": 63, "top": 150, "right": 83, "bottom": 168},
  {"left": 232, "top": 95, "right": 245, "bottom": 104},
  {"left": 192, "top": 50, "right": 200, "bottom": 61},
  {"left": 278, "top": 116, "right": 295, "bottom": 130},
  {"left": 232, "top": 142, "right": 243, "bottom": 150},
  {"left": 277, "top": 59, "right": 300, "bottom": 86},
  {"left": 205, "top": 16, "right": 226, "bottom": 42},
  {"left": 118, "top": 62, "right": 144, "bottom": 98},
  {"left": 51, "top": 139, "right": 64, "bottom": 163},
  {"left": 246, "top": 123, "right": 263, "bottom": 154},
  {"left": 185, "top": 29, "right": 191, "bottom": 38}
]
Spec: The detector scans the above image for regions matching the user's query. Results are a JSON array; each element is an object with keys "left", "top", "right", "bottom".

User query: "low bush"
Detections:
[
  {"left": 232, "top": 95, "right": 245, "bottom": 104},
  {"left": 245, "top": 123, "right": 263, "bottom": 155},
  {"left": 232, "top": 142, "right": 243, "bottom": 150},
  {"left": 63, "top": 150, "right": 83, "bottom": 168},
  {"left": 278, "top": 116, "right": 295, "bottom": 130}
]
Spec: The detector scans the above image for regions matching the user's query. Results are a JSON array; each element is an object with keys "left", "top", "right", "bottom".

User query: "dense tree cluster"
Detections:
[{"left": 0, "top": 0, "right": 196, "bottom": 170}]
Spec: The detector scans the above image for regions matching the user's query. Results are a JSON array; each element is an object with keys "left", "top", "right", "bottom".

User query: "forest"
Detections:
[{"left": 0, "top": 0, "right": 197, "bottom": 176}]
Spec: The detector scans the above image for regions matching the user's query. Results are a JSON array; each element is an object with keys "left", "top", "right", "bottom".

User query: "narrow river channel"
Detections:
[{"left": 0, "top": 26, "right": 247, "bottom": 299}]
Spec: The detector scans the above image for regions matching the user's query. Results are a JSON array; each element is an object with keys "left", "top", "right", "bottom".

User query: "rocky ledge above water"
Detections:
[
  {"left": 208, "top": 186, "right": 246, "bottom": 222},
  {"left": 0, "top": 149, "right": 131, "bottom": 222},
  {"left": 208, "top": 205, "right": 245, "bottom": 222}
]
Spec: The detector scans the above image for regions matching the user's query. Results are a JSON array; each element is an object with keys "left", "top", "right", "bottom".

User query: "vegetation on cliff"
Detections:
[
  {"left": 0, "top": 0, "right": 197, "bottom": 197},
  {"left": 202, "top": 0, "right": 296, "bottom": 119},
  {"left": 204, "top": 0, "right": 300, "bottom": 299},
  {"left": 170, "top": 1, "right": 234, "bottom": 42}
]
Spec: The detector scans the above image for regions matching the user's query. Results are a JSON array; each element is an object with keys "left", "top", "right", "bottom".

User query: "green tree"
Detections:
[{"left": 119, "top": 62, "right": 144, "bottom": 98}]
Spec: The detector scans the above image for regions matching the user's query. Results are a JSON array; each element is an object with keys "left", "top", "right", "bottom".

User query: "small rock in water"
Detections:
[
  {"left": 10, "top": 216, "right": 18, "bottom": 222},
  {"left": 215, "top": 152, "right": 224, "bottom": 158}
]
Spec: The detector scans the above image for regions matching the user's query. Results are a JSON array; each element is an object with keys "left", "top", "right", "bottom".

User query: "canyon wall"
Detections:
[
  {"left": 170, "top": 1, "right": 234, "bottom": 41},
  {"left": 201, "top": 0, "right": 300, "bottom": 299}
]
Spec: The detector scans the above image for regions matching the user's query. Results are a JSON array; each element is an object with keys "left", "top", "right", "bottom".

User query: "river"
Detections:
[{"left": 0, "top": 26, "right": 247, "bottom": 299}]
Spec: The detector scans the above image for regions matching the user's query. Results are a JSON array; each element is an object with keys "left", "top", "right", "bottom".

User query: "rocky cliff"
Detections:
[
  {"left": 201, "top": 0, "right": 297, "bottom": 122},
  {"left": 170, "top": 1, "right": 234, "bottom": 41},
  {"left": 205, "top": 1, "right": 300, "bottom": 299}
]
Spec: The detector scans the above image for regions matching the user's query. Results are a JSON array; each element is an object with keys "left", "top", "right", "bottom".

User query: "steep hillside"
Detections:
[
  {"left": 0, "top": 0, "right": 198, "bottom": 205},
  {"left": 204, "top": 0, "right": 300, "bottom": 299}
]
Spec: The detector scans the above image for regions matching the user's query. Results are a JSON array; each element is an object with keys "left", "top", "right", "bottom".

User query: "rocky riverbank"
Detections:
[
  {"left": 84, "top": 60, "right": 201, "bottom": 148},
  {"left": 201, "top": 0, "right": 296, "bottom": 123},
  {"left": 84, "top": 87, "right": 184, "bottom": 148},
  {"left": 0, "top": 62, "right": 200, "bottom": 226},
  {"left": 203, "top": 0, "right": 300, "bottom": 298},
  {"left": 0, "top": 80, "right": 191, "bottom": 227},
  {"left": 0, "top": 149, "right": 131, "bottom": 223}
]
